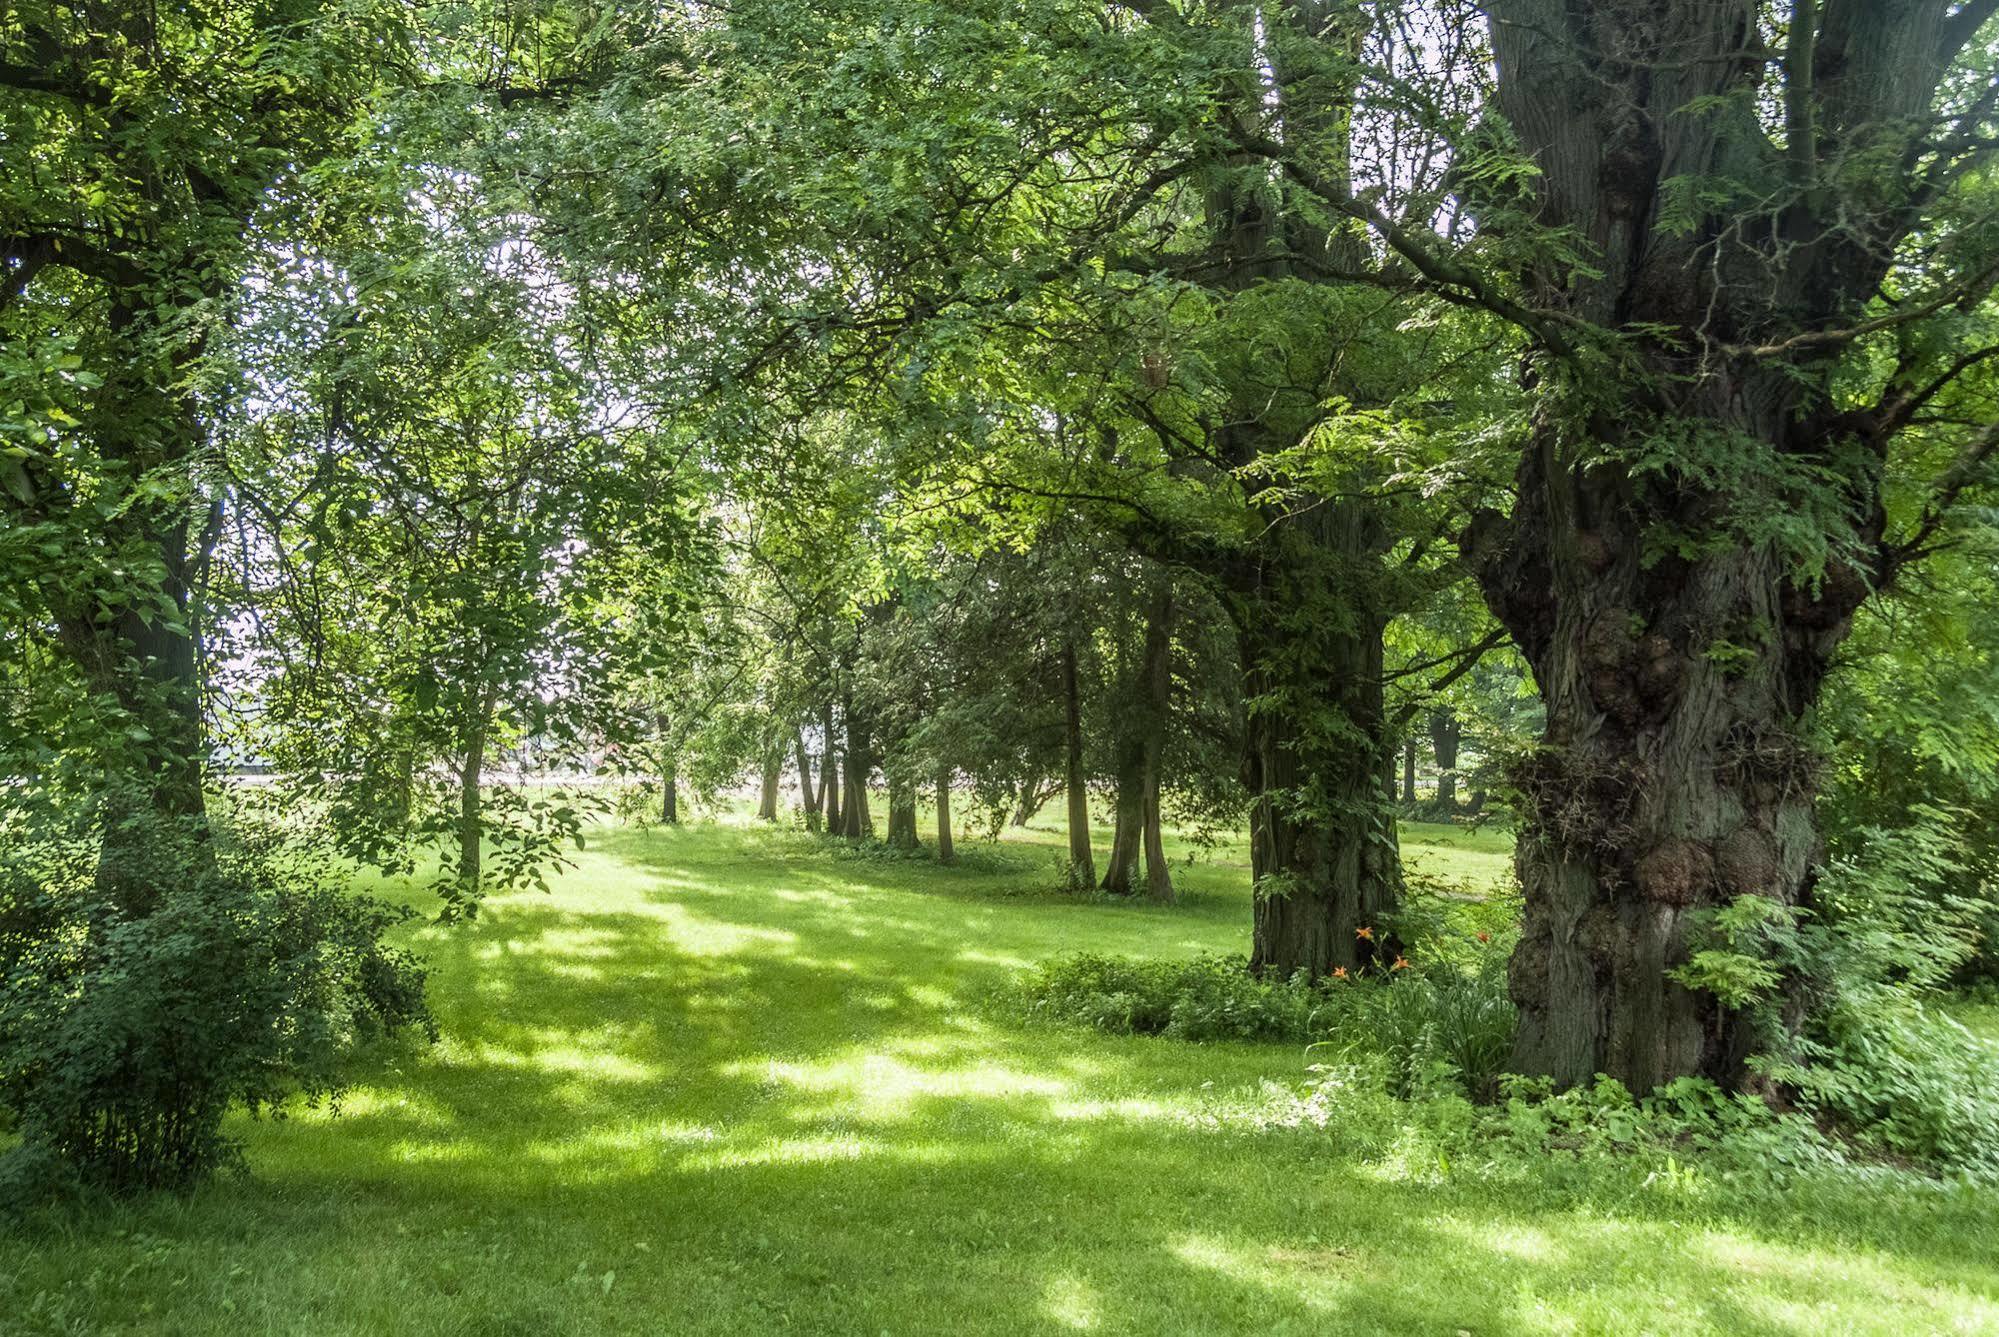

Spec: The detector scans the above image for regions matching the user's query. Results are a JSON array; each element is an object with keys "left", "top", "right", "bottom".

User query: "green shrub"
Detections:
[
  {"left": 1017, "top": 952, "right": 1335, "bottom": 1043},
  {"left": 0, "top": 796, "right": 433, "bottom": 1197},
  {"left": 1767, "top": 993, "right": 1999, "bottom": 1176},
  {"left": 1017, "top": 935, "right": 1520, "bottom": 1084},
  {"left": 1329, "top": 953, "right": 1516, "bottom": 1103},
  {"left": 1667, "top": 826, "right": 1999, "bottom": 1178}
]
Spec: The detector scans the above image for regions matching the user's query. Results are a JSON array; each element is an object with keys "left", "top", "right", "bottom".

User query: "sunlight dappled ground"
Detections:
[{"left": 3, "top": 816, "right": 1995, "bottom": 1335}]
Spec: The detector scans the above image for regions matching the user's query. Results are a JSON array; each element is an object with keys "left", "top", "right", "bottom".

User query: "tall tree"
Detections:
[
  {"left": 1453, "top": 0, "right": 1999, "bottom": 1089},
  {"left": 0, "top": 0, "right": 405, "bottom": 845}
]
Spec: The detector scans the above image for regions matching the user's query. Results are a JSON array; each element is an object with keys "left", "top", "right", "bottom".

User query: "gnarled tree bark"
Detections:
[{"left": 1472, "top": 0, "right": 1987, "bottom": 1091}]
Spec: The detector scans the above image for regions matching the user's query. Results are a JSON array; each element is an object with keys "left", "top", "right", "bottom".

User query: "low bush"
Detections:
[
  {"left": 1017, "top": 952, "right": 1335, "bottom": 1043},
  {"left": 1325, "top": 952, "right": 1515, "bottom": 1102},
  {"left": 1768, "top": 993, "right": 1999, "bottom": 1177},
  {"left": 1660, "top": 820, "right": 1999, "bottom": 1180},
  {"left": 1017, "top": 931, "right": 1518, "bottom": 1092},
  {"left": 0, "top": 794, "right": 433, "bottom": 1198}
]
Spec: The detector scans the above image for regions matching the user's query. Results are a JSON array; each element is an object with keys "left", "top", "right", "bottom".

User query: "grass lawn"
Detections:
[{"left": 3, "top": 812, "right": 1996, "bottom": 1335}]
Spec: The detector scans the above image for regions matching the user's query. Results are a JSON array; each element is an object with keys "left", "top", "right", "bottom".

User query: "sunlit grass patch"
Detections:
[{"left": 3, "top": 816, "right": 1995, "bottom": 1335}]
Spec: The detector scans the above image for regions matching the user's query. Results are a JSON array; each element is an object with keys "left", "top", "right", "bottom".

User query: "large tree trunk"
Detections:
[
  {"left": 1478, "top": 411, "right": 1863, "bottom": 1092},
  {"left": 1469, "top": 0, "right": 1962, "bottom": 1092},
  {"left": 936, "top": 768, "right": 956, "bottom": 865},
  {"left": 64, "top": 516, "right": 210, "bottom": 908},
  {"left": 1240, "top": 634, "right": 1399, "bottom": 978},
  {"left": 1061, "top": 640, "right": 1096, "bottom": 889},
  {"left": 44, "top": 313, "right": 213, "bottom": 908},
  {"left": 1232, "top": 505, "right": 1400, "bottom": 980}
]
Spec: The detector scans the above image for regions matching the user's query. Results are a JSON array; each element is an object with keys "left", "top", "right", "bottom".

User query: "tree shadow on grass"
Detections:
[{"left": 4, "top": 824, "right": 1996, "bottom": 1334}]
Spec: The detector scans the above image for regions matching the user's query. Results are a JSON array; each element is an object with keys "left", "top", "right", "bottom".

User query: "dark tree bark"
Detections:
[
  {"left": 1099, "top": 772, "right": 1143, "bottom": 894},
  {"left": 1237, "top": 576, "right": 1399, "bottom": 979},
  {"left": 1141, "top": 764, "right": 1173, "bottom": 904},
  {"left": 1143, "top": 18, "right": 1402, "bottom": 978},
  {"left": 936, "top": 768, "right": 957, "bottom": 864},
  {"left": 1103, "top": 589, "right": 1175, "bottom": 896},
  {"left": 1428, "top": 710, "right": 1461, "bottom": 812},
  {"left": 1138, "top": 591, "right": 1175, "bottom": 902},
  {"left": 661, "top": 755, "right": 679, "bottom": 825},
  {"left": 1470, "top": 0, "right": 1988, "bottom": 1092},
  {"left": 1061, "top": 640, "right": 1096, "bottom": 889},
  {"left": 1401, "top": 738, "right": 1418, "bottom": 805},
  {"left": 1209, "top": 481, "right": 1401, "bottom": 979},
  {"left": 43, "top": 309, "right": 214, "bottom": 908}
]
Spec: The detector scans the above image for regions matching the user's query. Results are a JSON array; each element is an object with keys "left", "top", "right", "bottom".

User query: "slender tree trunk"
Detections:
[
  {"left": 1141, "top": 763, "right": 1172, "bottom": 903},
  {"left": 1138, "top": 590, "right": 1175, "bottom": 902},
  {"left": 796, "top": 729, "right": 820, "bottom": 831},
  {"left": 841, "top": 698, "right": 872, "bottom": 838},
  {"left": 936, "top": 768, "right": 956, "bottom": 865},
  {"left": 823, "top": 711, "right": 842, "bottom": 834},
  {"left": 457, "top": 692, "right": 495, "bottom": 891},
  {"left": 1061, "top": 640, "right": 1095, "bottom": 889},
  {"left": 757, "top": 748, "right": 782, "bottom": 821},
  {"left": 661, "top": 754, "right": 679, "bottom": 824},
  {"left": 1428, "top": 709, "right": 1461, "bottom": 812},
  {"left": 886, "top": 776, "right": 920, "bottom": 849},
  {"left": 1402, "top": 738, "right": 1418, "bottom": 804}
]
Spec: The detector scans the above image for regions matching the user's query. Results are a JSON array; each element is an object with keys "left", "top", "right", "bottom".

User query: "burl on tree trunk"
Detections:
[
  {"left": 1475, "top": 467, "right": 1865, "bottom": 1091},
  {"left": 1468, "top": 0, "right": 1981, "bottom": 1091}
]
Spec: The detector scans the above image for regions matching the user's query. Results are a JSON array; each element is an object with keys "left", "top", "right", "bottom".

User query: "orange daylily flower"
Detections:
[
  {"left": 1356, "top": 926, "right": 1374, "bottom": 942},
  {"left": 1476, "top": 931, "right": 1491, "bottom": 943},
  {"left": 1332, "top": 966, "right": 1349, "bottom": 980},
  {"left": 1392, "top": 956, "right": 1411, "bottom": 971}
]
